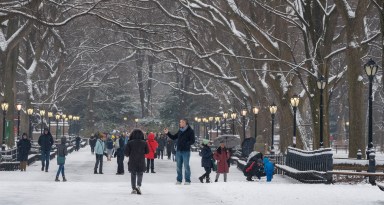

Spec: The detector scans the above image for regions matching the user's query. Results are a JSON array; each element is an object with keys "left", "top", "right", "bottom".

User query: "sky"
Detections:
[{"left": 0, "top": 146, "right": 383, "bottom": 205}]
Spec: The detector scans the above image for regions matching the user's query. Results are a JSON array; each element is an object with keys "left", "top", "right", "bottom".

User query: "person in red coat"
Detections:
[
  {"left": 144, "top": 132, "right": 158, "bottom": 173},
  {"left": 213, "top": 141, "right": 230, "bottom": 182}
]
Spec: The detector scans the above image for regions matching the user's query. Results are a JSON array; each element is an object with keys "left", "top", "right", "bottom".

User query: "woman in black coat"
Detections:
[
  {"left": 125, "top": 129, "right": 149, "bottom": 195},
  {"left": 17, "top": 133, "right": 31, "bottom": 171}
]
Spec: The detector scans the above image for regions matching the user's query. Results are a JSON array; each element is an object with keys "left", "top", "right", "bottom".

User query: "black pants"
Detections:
[
  {"left": 167, "top": 150, "right": 171, "bottom": 159},
  {"left": 94, "top": 154, "right": 103, "bottom": 173},
  {"left": 131, "top": 171, "right": 143, "bottom": 189},
  {"left": 157, "top": 150, "right": 164, "bottom": 159},
  {"left": 146, "top": 159, "right": 154, "bottom": 171},
  {"left": 117, "top": 155, "right": 124, "bottom": 174},
  {"left": 91, "top": 146, "right": 95, "bottom": 153},
  {"left": 201, "top": 167, "right": 211, "bottom": 179}
]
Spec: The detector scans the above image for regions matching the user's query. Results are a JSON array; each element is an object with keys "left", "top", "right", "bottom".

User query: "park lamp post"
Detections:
[
  {"left": 202, "top": 118, "right": 208, "bottom": 139},
  {"left": 208, "top": 117, "right": 214, "bottom": 133},
  {"left": 364, "top": 58, "right": 378, "bottom": 159},
  {"left": 1, "top": 101, "right": 9, "bottom": 150},
  {"left": 230, "top": 112, "right": 237, "bottom": 135},
  {"left": 16, "top": 102, "right": 22, "bottom": 138},
  {"left": 47, "top": 112, "right": 53, "bottom": 132},
  {"left": 317, "top": 75, "right": 326, "bottom": 148},
  {"left": 55, "top": 113, "right": 60, "bottom": 139},
  {"left": 27, "top": 108, "right": 34, "bottom": 140},
  {"left": 241, "top": 108, "right": 247, "bottom": 140},
  {"left": 68, "top": 115, "right": 73, "bottom": 136},
  {"left": 196, "top": 117, "right": 201, "bottom": 138},
  {"left": 215, "top": 116, "right": 220, "bottom": 138},
  {"left": 62, "top": 114, "right": 66, "bottom": 137},
  {"left": 222, "top": 112, "right": 228, "bottom": 134},
  {"left": 252, "top": 106, "right": 259, "bottom": 141},
  {"left": 135, "top": 118, "right": 139, "bottom": 127},
  {"left": 269, "top": 103, "right": 277, "bottom": 154},
  {"left": 39, "top": 109, "right": 45, "bottom": 135},
  {"left": 290, "top": 95, "right": 300, "bottom": 148}
]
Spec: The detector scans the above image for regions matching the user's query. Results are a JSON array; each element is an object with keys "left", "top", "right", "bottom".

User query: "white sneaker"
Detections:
[
  {"left": 184, "top": 182, "right": 191, "bottom": 185},
  {"left": 176, "top": 181, "right": 182, "bottom": 185},
  {"left": 131, "top": 189, "right": 137, "bottom": 194}
]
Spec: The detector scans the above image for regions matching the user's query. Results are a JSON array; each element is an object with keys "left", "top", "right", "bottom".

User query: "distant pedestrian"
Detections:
[
  {"left": 106, "top": 136, "right": 114, "bottom": 161},
  {"left": 213, "top": 141, "right": 230, "bottom": 182},
  {"left": 17, "top": 133, "right": 31, "bottom": 171},
  {"left": 75, "top": 136, "right": 81, "bottom": 151},
  {"left": 199, "top": 139, "right": 213, "bottom": 183},
  {"left": 144, "top": 132, "right": 158, "bottom": 173},
  {"left": 157, "top": 134, "right": 166, "bottom": 159},
  {"left": 89, "top": 134, "right": 96, "bottom": 154},
  {"left": 166, "top": 138, "right": 174, "bottom": 160},
  {"left": 125, "top": 129, "right": 149, "bottom": 195},
  {"left": 115, "top": 135, "right": 125, "bottom": 175},
  {"left": 94, "top": 134, "right": 105, "bottom": 174},
  {"left": 55, "top": 137, "right": 68, "bottom": 182},
  {"left": 164, "top": 118, "right": 195, "bottom": 185},
  {"left": 38, "top": 128, "right": 54, "bottom": 172}
]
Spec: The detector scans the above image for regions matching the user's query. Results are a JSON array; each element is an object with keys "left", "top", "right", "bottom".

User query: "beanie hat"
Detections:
[{"left": 202, "top": 139, "right": 209, "bottom": 145}]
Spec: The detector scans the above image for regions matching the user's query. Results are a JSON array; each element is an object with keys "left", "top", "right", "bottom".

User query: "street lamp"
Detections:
[
  {"left": 252, "top": 106, "right": 259, "bottom": 140},
  {"left": 62, "top": 114, "right": 66, "bottom": 137},
  {"left": 364, "top": 58, "right": 378, "bottom": 158},
  {"left": 47, "top": 112, "right": 53, "bottom": 132},
  {"left": 222, "top": 112, "right": 228, "bottom": 134},
  {"left": 208, "top": 116, "right": 214, "bottom": 135},
  {"left": 196, "top": 117, "right": 201, "bottom": 138},
  {"left": 230, "top": 112, "right": 237, "bottom": 135},
  {"left": 269, "top": 103, "right": 277, "bottom": 154},
  {"left": 290, "top": 95, "right": 300, "bottom": 147},
  {"left": 241, "top": 108, "right": 247, "bottom": 140},
  {"left": 39, "top": 109, "right": 46, "bottom": 135},
  {"left": 215, "top": 116, "right": 220, "bottom": 138},
  {"left": 27, "top": 108, "right": 34, "bottom": 140},
  {"left": 135, "top": 118, "right": 139, "bottom": 127},
  {"left": 55, "top": 113, "right": 60, "bottom": 139},
  {"left": 317, "top": 75, "right": 326, "bottom": 148},
  {"left": 203, "top": 118, "right": 208, "bottom": 139},
  {"left": 68, "top": 115, "right": 73, "bottom": 136},
  {"left": 1, "top": 101, "right": 9, "bottom": 150},
  {"left": 16, "top": 102, "right": 22, "bottom": 138}
]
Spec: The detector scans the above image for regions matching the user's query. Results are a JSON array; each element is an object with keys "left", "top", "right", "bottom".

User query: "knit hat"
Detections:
[{"left": 202, "top": 139, "right": 209, "bottom": 145}]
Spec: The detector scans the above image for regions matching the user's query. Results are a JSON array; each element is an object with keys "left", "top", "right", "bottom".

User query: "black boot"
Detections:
[
  {"left": 41, "top": 166, "right": 44, "bottom": 171},
  {"left": 199, "top": 176, "right": 204, "bottom": 183},
  {"left": 94, "top": 169, "right": 98, "bottom": 174},
  {"left": 151, "top": 169, "right": 156, "bottom": 173},
  {"left": 55, "top": 176, "right": 60, "bottom": 182},
  {"left": 63, "top": 176, "right": 67, "bottom": 182},
  {"left": 246, "top": 176, "right": 254, "bottom": 181},
  {"left": 146, "top": 167, "right": 149, "bottom": 173}
]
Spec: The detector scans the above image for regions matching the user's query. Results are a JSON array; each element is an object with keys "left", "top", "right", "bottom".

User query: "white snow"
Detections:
[{"left": 0, "top": 146, "right": 383, "bottom": 205}]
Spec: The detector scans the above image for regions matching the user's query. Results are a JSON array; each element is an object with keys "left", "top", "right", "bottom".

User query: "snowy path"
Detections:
[{"left": 0, "top": 146, "right": 383, "bottom": 205}]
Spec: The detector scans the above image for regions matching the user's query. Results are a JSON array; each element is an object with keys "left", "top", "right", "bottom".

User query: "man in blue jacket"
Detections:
[
  {"left": 164, "top": 118, "right": 195, "bottom": 185},
  {"left": 38, "top": 128, "right": 54, "bottom": 172}
]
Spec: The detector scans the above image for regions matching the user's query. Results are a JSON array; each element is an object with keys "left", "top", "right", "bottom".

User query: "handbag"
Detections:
[{"left": 57, "top": 156, "right": 65, "bottom": 164}]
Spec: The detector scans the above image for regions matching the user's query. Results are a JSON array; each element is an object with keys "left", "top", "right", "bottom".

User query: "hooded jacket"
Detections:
[{"left": 145, "top": 133, "right": 158, "bottom": 159}]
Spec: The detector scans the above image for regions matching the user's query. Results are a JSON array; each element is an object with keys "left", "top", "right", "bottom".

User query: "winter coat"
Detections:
[
  {"left": 125, "top": 134, "right": 149, "bottom": 172},
  {"left": 213, "top": 147, "right": 230, "bottom": 173},
  {"left": 89, "top": 137, "right": 96, "bottom": 148},
  {"left": 106, "top": 138, "right": 114, "bottom": 150},
  {"left": 94, "top": 139, "right": 105, "bottom": 155},
  {"left": 166, "top": 139, "right": 174, "bottom": 154},
  {"left": 200, "top": 145, "right": 213, "bottom": 168},
  {"left": 75, "top": 136, "right": 81, "bottom": 145},
  {"left": 115, "top": 137, "right": 125, "bottom": 157},
  {"left": 167, "top": 126, "right": 195, "bottom": 152},
  {"left": 38, "top": 132, "right": 54, "bottom": 152},
  {"left": 263, "top": 158, "right": 274, "bottom": 176},
  {"left": 145, "top": 133, "right": 158, "bottom": 159},
  {"left": 17, "top": 138, "right": 31, "bottom": 161},
  {"left": 57, "top": 138, "right": 68, "bottom": 165},
  {"left": 157, "top": 137, "right": 166, "bottom": 151}
]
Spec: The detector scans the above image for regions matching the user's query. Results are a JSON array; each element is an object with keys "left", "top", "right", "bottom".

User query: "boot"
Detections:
[
  {"left": 146, "top": 167, "right": 149, "bottom": 173},
  {"left": 151, "top": 169, "right": 156, "bottom": 173},
  {"left": 63, "top": 176, "right": 67, "bottom": 182},
  {"left": 206, "top": 177, "right": 211, "bottom": 183},
  {"left": 199, "top": 176, "right": 204, "bottom": 183},
  {"left": 41, "top": 166, "right": 44, "bottom": 171},
  {"left": 55, "top": 176, "right": 60, "bottom": 182},
  {"left": 23, "top": 162, "right": 27, "bottom": 171},
  {"left": 246, "top": 176, "right": 254, "bottom": 181},
  {"left": 94, "top": 169, "right": 98, "bottom": 174}
]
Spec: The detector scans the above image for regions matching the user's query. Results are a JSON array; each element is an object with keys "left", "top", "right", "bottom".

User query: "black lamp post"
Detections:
[
  {"left": 290, "top": 95, "right": 300, "bottom": 147},
  {"left": 364, "top": 58, "right": 378, "bottom": 158},
  {"left": 1, "top": 101, "right": 9, "bottom": 151},
  {"left": 215, "top": 116, "right": 220, "bottom": 138},
  {"left": 27, "top": 108, "right": 34, "bottom": 140},
  {"left": 16, "top": 102, "right": 22, "bottom": 138},
  {"left": 62, "top": 114, "right": 66, "bottom": 137},
  {"left": 231, "top": 112, "right": 237, "bottom": 135},
  {"left": 68, "top": 115, "right": 73, "bottom": 136},
  {"left": 203, "top": 118, "right": 208, "bottom": 139},
  {"left": 135, "top": 118, "right": 138, "bottom": 127},
  {"left": 55, "top": 113, "right": 60, "bottom": 139},
  {"left": 317, "top": 75, "right": 326, "bottom": 148},
  {"left": 241, "top": 108, "right": 247, "bottom": 139},
  {"left": 47, "top": 112, "right": 53, "bottom": 132},
  {"left": 196, "top": 117, "right": 201, "bottom": 138},
  {"left": 252, "top": 106, "right": 259, "bottom": 140},
  {"left": 269, "top": 103, "right": 277, "bottom": 154},
  {"left": 222, "top": 112, "right": 228, "bottom": 134},
  {"left": 208, "top": 117, "right": 213, "bottom": 139},
  {"left": 39, "top": 109, "right": 45, "bottom": 135}
]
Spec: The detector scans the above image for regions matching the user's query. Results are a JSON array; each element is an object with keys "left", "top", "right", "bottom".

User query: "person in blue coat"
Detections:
[
  {"left": 198, "top": 139, "right": 213, "bottom": 183},
  {"left": 263, "top": 157, "right": 274, "bottom": 182}
]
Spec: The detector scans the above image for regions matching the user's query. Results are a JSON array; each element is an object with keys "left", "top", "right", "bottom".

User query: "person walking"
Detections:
[
  {"left": 213, "top": 141, "right": 230, "bottom": 182},
  {"left": 125, "top": 129, "right": 149, "bottom": 195},
  {"left": 144, "top": 132, "right": 158, "bottom": 173},
  {"left": 105, "top": 136, "right": 114, "bottom": 161},
  {"left": 157, "top": 134, "right": 166, "bottom": 159},
  {"left": 94, "top": 134, "right": 105, "bottom": 174},
  {"left": 164, "top": 118, "right": 195, "bottom": 185},
  {"left": 198, "top": 139, "right": 213, "bottom": 183},
  {"left": 115, "top": 135, "right": 125, "bottom": 175},
  {"left": 75, "top": 135, "right": 81, "bottom": 151},
  {"left": 166, "top": 138, "right": 174, "bottom": 160},
  {"left": 55, "top": 137, "right": 68, "bottom": 182},
  {"left": 89, "top": 134, "right": 96, "bottom": 154},
  {"left": 17, "top": 133, "right": 31, "bottom": 171},
  {"left": 38, "top": 128, "right": 54, "bottom": 172}
]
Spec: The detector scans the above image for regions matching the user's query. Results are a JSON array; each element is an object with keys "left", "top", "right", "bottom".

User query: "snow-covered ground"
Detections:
[{"left": 0, "top": 146, "right": 383, "bottom": 205}]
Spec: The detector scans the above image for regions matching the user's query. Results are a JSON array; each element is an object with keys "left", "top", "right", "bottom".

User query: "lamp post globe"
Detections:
[
  {"left": 252, "top": 106, "right": 259, "bottom": 141},
  {"left": 1, "top": 101, "right": 9, "bottom": 150},
  {"left": 16, "top": 102, "right": 22, "bottom": 138},
  {"left": 269, "top": 103, "right": 277, "bottom": 154},
  {"left": 290, "top": 95, "right": 300, "bottom": 147}
]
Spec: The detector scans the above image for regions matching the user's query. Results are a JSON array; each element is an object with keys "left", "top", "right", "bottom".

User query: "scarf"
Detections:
[{"left": 179, "top": 125, "right": 188, "bottom": 132}]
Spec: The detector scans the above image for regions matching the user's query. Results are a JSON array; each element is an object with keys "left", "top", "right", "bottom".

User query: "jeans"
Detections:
[
  {"left": 131, "top": 171, "right": 143, "bottom": 188},
  {"left": 157, "top": 150, "right": 164, "bottom": 159},
  {"left": 94, "top": 154, "right": 103, "bottom": 173},
  {"left": 41, "top": 150, "right": 50, "bottom": 171},
  {"left": 176, "top": 151, "right": 191, "bottom": 182},
  {"left": 117, "top": 155, "right": 124, "bottom": 173},
  {"left": 56, "top": 165, "right": 65, "bottom": 177}
]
